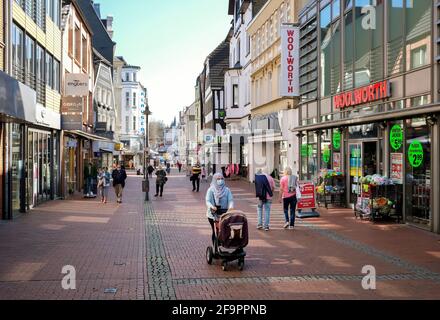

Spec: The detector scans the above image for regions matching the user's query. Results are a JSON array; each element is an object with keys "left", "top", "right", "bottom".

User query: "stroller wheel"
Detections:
[
  {"left": 206, "top": 247, "right": 213, "bottom": 265},
  {"left": 221, "top": 261, "right": 227, "bottom": 271},
  {"left": 238, "top": 259, "right": 245, "bottom": 271}
]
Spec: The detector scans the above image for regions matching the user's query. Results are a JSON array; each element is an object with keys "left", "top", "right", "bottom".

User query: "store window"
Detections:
[
  {"left": 405, "top": 118, "right": 431, "bottom": 229},
  {"left": 320, "top": 130, "right": 332, "bottom": 170},
  {"left": 11, "top": 124, "right": 23, "bottom": 216},
  {"left": 301, "top": 132, "right": 318, "bottom": 181}
]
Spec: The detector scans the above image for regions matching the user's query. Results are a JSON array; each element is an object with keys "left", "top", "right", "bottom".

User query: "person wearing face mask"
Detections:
[{"left": 205, "top": 173, "right": 234, "bottom": 246}]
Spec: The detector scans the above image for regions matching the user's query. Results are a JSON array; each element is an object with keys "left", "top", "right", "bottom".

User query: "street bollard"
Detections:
[{"left": 142, "top": 179, "right": 150, "bottom": 202}]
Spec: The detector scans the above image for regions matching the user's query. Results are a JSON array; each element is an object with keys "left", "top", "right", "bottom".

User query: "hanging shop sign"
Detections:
[
  {"left": 333, "top": 131, "right": 341, "bottom": 150},
  {"left": 65, "top": 74, "right": 89, "bottom": 97},
  {"left": 333, "top": 80, "right": 391, "bottom": 109},
  {"left": 297, "top": 181, "right": 317, "bottom": 210},
  {"left": 301, "top": 144, "right": 313, "bottom": 157},
  {"left": 390, "top": 153, "right": 403, "bottom": 184},
  {"left": 390, "top": 125, "right": 403, "bottom": 151},
  {"left": 408, "top": 140, "right": 424, "bottom": 168},
  {"left": 280, "top": 24, "right": 300, "bottom": 97}
]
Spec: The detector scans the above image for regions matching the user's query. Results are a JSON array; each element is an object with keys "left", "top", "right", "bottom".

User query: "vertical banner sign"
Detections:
[
  {"left": 281, "top": 25, "right": 300, "bottom": 97},
  {"left": 297, "top": 181, "right": 317, "bottom": 210},
  {"left": 390, "top": 153, "right": 403, "bottom": 184},
  {"left": 333, "top": 153, "right": 341, "bottom": 172}
]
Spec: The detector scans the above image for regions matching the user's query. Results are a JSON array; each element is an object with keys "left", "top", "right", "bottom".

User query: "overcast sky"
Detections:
[{"left": 100, "top": 0, "right": 232, "bottom": 125}]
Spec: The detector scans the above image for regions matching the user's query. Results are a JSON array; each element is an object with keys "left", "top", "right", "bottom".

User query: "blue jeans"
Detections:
[
  {"left": 86, "top": 177, "right": 93, "bottom": 194},
  {"left": 283, "top": 196, "right": 298, "bottom": 227},
  {"left": 257, "top": 200, "right": 272, "bottom": 228}
]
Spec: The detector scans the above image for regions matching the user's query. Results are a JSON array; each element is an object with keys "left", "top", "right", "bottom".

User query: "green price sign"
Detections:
[
  {"left": 390, "top": 125, "right": 403, "bottom": 151},
  {"left": 301, "top": 145, "right": 313, "bottom": 157},
  {"left": 408, "top": 140, "right": 424, "bottom": 168},
  {"left": 333, "top": 131, "right": 341, "bottom": 150},
  {"left": 323, "top": 147, "right": 330, "bottom": 163}
]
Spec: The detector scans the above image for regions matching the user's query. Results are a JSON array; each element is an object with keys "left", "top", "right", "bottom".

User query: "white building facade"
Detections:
[
  {"left": 119, "top": 64, "right": 148, "bottom": 169},
  {"left": 224, "top": 0, "right": 254, "bottom": 180}
]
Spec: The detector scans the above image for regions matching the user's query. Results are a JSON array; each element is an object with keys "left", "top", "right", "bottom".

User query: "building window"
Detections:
[
  {"left": 68, "top": 17, "right": 73, "bottom": 56},
  {"left": 246, "top": 35, "right": 250, "bottom": 56},
  {"left": 232, "top": 84, "right": 239, "bottom": 107},
  {"left": 406, "top": 0, "right": 431, "bottom": 71},
  {"left": 125, "top": 92, "right": 130, "bottom": 107},
  {"left": 236, "top": 39, "right": 241, "bottom": 64},
  {"left": 12, "top": 24, "right": 25, "bottom": 82},
  {"left": 46, "top": 52, "right": 53, "bottom": 88},
  {"left": 74, "top": 25, "right": 81, "bottom": 62},
  {"left": 53, "top": 58, "right": 60, "bottom": 92},
  {"left": 82, "top": 36, "right": 88, "bottom": 71},
  {"left": 25, "top": 35, "right": 36, "bottom": 89},
  {"left": 133, "top": 73, "right": 137, "bottom": 82},
  {"left": 125, "top": 116, "right": 129, "bottom": 133},
  {"left": 125, "top": 73, "right": 129, "bottom": 82},
  {"left": 343, "top": 11, "right": 353, "bottom": 89},
  {"left": 25, "top": 0, "right": 36, "bottom": 22},
  {"left": 133, "top": 116, "right": 137, "bottom": 132},
  {"left": 133, "top": 92, "right": 137, "bottom": 106},
  {"left": 320, "top": 4, "right": 331, "bottom": 97},
  {"left": 36, "top": 0, "right": 46, "bottom": 31},
  {"left": 36, "top": 44, "right": 45, "bottom": 103}
]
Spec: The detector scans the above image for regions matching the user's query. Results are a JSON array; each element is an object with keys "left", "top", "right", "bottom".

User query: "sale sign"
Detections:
[
  {"left": 391, "top": 153, "right": 403, "bottom": 184},
  {"left": 297, "top": 181, "right": 317, "bottom": 210}
]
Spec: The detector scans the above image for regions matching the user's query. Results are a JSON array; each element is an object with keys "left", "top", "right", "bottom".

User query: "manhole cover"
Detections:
[{"left": 104, "top": 288, "right": 118, "bottom": 294}]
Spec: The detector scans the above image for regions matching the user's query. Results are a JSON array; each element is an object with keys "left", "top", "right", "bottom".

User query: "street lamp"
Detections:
[{"left": 144, "top": 105, "right": 152, "bottom": 201}]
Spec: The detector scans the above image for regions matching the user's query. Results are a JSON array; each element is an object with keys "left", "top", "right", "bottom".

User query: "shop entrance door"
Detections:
[{"left": 348, "top": 141, "right": 379, "bottom": 205}]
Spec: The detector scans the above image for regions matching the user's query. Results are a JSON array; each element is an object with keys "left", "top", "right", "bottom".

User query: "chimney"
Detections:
[{"left": 105, "top": 15, "right": 114, "bottom": 39}]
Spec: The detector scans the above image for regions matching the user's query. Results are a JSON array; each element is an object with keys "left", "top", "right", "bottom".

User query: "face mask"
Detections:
[{"left": 216, "top": 179, "right": 225, "bottom": 187}]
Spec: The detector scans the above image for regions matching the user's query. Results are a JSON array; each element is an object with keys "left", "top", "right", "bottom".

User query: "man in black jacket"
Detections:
[{"left": 112, "top": 164, "right": 127, "bottom": 204}]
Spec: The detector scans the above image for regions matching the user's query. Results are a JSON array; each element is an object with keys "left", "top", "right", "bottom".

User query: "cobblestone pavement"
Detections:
[
  {"left": 147, "top": 170, "right": 440, "bottom": 300},
  {"left": 0, "top": 172, "right": 146, "bottom": 300},
  {"left": 1, "top": 170, "right": 440, "bottom": 300}
]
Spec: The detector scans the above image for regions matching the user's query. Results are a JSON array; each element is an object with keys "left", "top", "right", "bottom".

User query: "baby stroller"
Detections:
[{"left": 206, "top": 209, "right": 248, "bottom": 271}]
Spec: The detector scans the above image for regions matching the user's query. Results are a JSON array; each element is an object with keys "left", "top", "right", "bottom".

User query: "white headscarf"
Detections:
[{"left": 210, "top": 173, "right": 227, "bottom": 205}]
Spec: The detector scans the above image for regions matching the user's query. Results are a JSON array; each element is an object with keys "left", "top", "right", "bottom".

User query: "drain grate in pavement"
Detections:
[
  {"left": 104, "top": 288, "right": 118, "bottom": 294},
  {"left": 144, "top": 202, "right": 177, "bottom": 300}
]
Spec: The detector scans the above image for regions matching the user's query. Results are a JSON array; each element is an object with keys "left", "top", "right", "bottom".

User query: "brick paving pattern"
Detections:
[{"left": 1, "top": 169, "right": 440, "bottom": 299}]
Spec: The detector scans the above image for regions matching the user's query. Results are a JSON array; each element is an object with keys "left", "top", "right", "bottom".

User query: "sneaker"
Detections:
[
  {"left": 283, "top": 222, "right": 289, "bottom": 229},
  {"left": 257, "top": 225, "right": 263, "bottom": 230},
  {"left": 289, "top": 226, "right": 294, "bottom": 230},
  {"left": 264, "top": 227, "right": 270, "bottom": 231}
]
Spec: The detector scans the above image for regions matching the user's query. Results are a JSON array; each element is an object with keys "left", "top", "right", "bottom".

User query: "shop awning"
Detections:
[
  {"left": 291, "top": 103, "right": 440, "bottom": 132},
  {"left": 64, "top": 130, "right": 110, "bottom": 142},
  {"left": 100, "top": 148, "right": 114, "bottom": 153}
]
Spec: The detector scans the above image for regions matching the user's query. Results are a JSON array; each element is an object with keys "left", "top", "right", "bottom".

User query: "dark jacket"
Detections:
[
  {"left": 156, "top": 170, "right": 167, "bottom": 185},
  {"left": 255, "top": 174, "right": 273, "bottom": 202},
  {"left": 112, "top": 169, "right": 127, "bottom": 187}
]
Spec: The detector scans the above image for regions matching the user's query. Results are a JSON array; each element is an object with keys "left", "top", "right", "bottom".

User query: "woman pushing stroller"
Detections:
[
  {"left": 205, "top": 173, "right": 248, "bottom": 271},
  {"left": 206, "top": 173, "right": 234, "bottom": 245}
]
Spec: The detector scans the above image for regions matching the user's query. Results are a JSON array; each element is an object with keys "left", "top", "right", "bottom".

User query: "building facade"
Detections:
[
  {"left": 296, "top": 0, "right": 439, "bottom": 233},
  {"left": 247, "top": 0, "right": 302, "bottom": 181},
  {"left": 200, "top": 32, "right": 231, "bottom": 175},
  {"left": 119, "top": 63, "right": 147, "bottom": 169},
  {"left": 60, "top": 0, "right": 95, "bottom": 197},
  {"left": 223, "top": 0, "right": 255, "bottom": 180},
  {"left": 1, "top": 0, "right": 63, "bottom": 219}
]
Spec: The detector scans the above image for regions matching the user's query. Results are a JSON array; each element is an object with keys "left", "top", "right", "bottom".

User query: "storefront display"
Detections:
[{"left": 316, "top": 169, "right": 345, "bottom": 208}]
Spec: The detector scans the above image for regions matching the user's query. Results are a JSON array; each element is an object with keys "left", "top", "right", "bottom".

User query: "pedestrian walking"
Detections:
[
  {"left": 177, "top": 161, "right": 182, "bottom": 173},
  {"left": 279, "top": 167, "right": 299, "bottom": 230},
  {"left": 112, "top": 164, "right": 127, "bottom": 204},
  {"left": 201, "top": 165, "right": 207, "bottom": 182},
  {"left": 155, "top": 165, "right": 167, "bottom": 197},
  {"left": 255, "top": 168, "right": 275, "bottom": 231},
  {"left": 147, "top": 165, "right": 155, "bottom": 178},
  {"left": 166, "top": 162, "right": 171, "bottom": 174},
  {"left": 97, "top": 167, "right": 111, "bottom": 203},
  {"left": 205, "top": 173, "right": 234, "bottom": 246},
  {"left": 191, "top": 162, "right": 202, "bottom": 192},
  {"left": 84, "top": 162, "right": 97, "bottom": 197}
]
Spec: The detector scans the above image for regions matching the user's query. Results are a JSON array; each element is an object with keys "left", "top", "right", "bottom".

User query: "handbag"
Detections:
[{"left": 296, "top": 185, "right": 302, "bottom": 200}]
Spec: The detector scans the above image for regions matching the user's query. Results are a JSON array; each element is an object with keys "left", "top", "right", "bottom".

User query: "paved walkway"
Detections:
[{"left": 0, "top": 170, "right": 440, "bottom": 300}]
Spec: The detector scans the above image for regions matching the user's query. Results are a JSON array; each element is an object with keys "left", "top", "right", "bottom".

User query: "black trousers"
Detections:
[
  {"left": 156, "top": 183, "right": 164, "bottom": 196},
  {"left": 192, "top": 177, "right": 200, "bottom": 191},
  {"left": 208, "top": 218, "right": 216, "bottom": 246}
]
